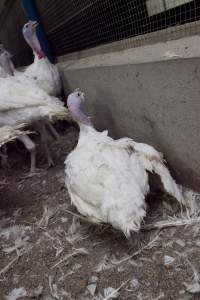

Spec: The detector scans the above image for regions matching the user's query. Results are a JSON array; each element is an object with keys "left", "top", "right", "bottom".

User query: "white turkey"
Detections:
[
  {"left": 64, "top": 89, "right": 184, "bottom": 237},
  {"left": 0, "top": 44, "right": 62, "bottom": 142},
  {"left": 0, "top": 47, "right": 26, "bottom": 168},
  {"left": 20, "top": 20, "right": 61, "bottom": 96},
  {"left": 0, "top": 49, "right": 69, "bottom": 175}
]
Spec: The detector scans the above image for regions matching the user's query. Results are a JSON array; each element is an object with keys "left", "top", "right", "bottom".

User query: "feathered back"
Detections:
[
  {"left": 0, "top": 76, "right": 70, "bottom": 126},
  {"left": 24, "top": 54, "right": 61, "bottom": 96}
]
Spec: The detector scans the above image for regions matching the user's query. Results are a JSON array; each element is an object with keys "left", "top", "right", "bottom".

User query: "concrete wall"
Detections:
[{"left": 58, "top": 36, "right": 200, "bottom": 192}]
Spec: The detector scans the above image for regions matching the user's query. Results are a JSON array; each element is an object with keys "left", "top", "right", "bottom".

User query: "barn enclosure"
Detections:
[{"left": 0, "top": 0, "right": 200, "bottom": 191}]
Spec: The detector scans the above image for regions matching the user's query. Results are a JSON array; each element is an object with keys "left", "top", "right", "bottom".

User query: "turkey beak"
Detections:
[{"left": 32, "top": 21, "right": 38, "bottom": 29}]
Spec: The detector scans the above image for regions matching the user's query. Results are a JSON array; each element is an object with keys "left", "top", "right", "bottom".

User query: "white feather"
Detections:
[
  {"left": 15, "top": 54, "right": 61, "bottom": 96},
  {"left": 0, "top": 125, "right": 31, "bottom": 147},
  {"left": 0, "top": 76, "right": 69, "bottom": 129},
  {"left": 65, "top": 91, "right": 184, "bottom": 237},
  {"left": 0, "top": 65, "right": 8, "bottom": 78},
  {"left": 65, "top": 126, "right": 148, "bottom": 237},
  {"left": 65, "top": 125, "right": 184, "bottom": 236}
]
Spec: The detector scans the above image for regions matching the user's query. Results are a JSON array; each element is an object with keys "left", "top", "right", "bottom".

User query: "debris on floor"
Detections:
[{"left": 0, "top": 126, "right": 200, "bottom": 299}]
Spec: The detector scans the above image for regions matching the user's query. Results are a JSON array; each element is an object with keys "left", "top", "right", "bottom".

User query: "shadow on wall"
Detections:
[
  {"left": 92, "top": 88, "right": 117, "bottom": 137},
  {"left": 58, "top": 68, "right": 71, "bottom": 105}
]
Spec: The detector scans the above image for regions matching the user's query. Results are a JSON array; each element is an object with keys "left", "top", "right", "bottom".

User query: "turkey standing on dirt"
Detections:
[
  {"left": 0, "top": 49, "right": 69, "bottom": 176},
  {"left": 64, "top": 89, "right": 184, "bottom": 237}
]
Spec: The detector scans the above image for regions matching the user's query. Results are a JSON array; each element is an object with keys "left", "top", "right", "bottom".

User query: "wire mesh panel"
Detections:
[
  {"left": 36, "top": 0, "right": 200, "bottom": 56},
  {"left": 0, "top": 0, "right": 32, "bottom": 67}
]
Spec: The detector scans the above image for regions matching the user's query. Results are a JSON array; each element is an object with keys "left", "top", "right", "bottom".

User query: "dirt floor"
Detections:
[{"left": 0, "top": 124, "right": 200, "bottom": 300}]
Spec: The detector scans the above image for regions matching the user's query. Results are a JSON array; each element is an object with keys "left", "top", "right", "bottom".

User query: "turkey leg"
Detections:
[
  {"left": 18, "top": 134, "right": 37, "bottom": 175},
  {"left": 45, "top": 120, "right": 60, "bottom": 140},
  {"left": 34, "top": 121, "right": 54, "bottom": 168}
]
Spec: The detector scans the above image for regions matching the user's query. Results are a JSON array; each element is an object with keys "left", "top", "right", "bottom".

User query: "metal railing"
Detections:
[
  {"left": 0, "top": 1, "right": 199, "bottom": 66},
  {"left": 36, "top": 0, "right": 200, "bottom": 57}
]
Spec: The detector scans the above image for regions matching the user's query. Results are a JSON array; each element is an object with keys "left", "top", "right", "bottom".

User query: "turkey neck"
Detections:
[{"left": 79, "top": 123, "right": 94, "bottom": 135}]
